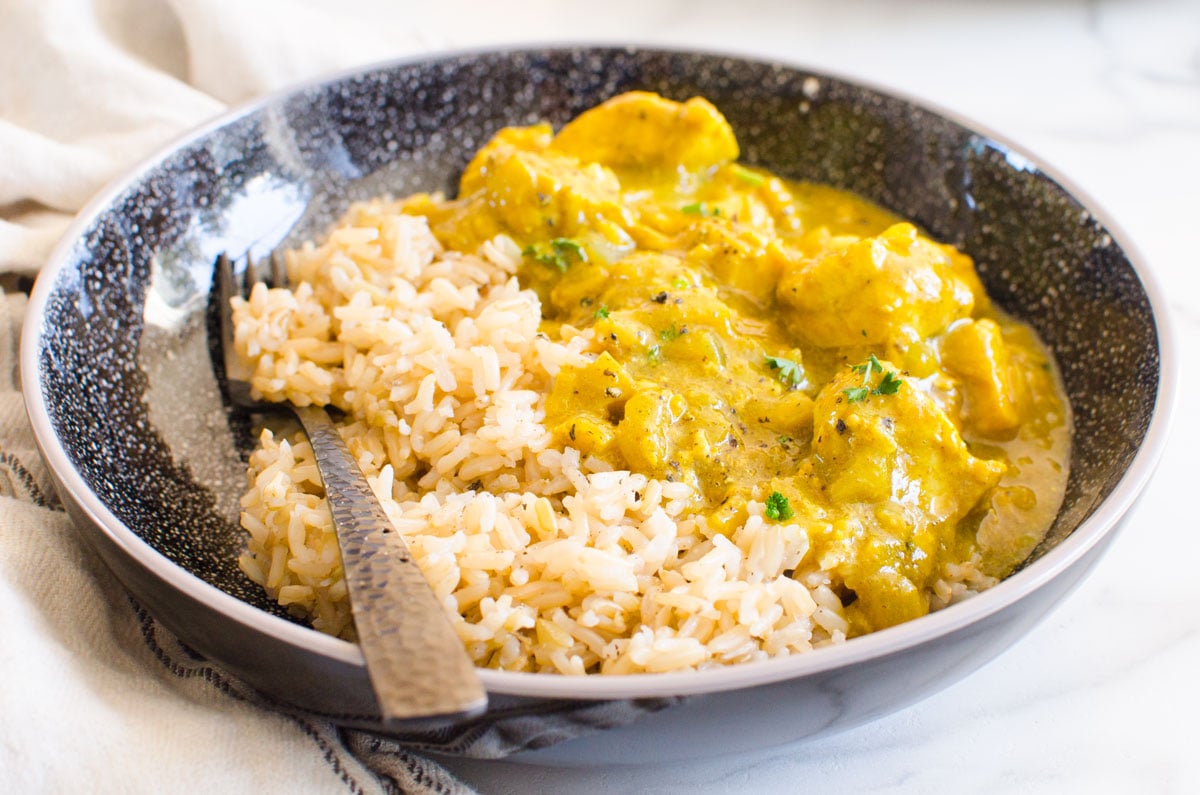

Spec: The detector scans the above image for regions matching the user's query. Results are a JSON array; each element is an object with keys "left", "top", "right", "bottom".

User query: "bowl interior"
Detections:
[{"left": 32, "top": 48, "right": 1161, "bottom": 661}]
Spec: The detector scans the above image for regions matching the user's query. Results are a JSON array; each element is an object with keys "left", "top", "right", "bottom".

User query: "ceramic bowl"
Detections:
[{"left": 21, "top": 47, "right": 1174, "bottom": 765}]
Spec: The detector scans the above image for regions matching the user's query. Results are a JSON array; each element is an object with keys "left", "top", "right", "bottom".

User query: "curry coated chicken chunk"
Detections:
[
  {"left": 777, "top": 223, "right": 986, "bottom": 348},
  {"left": 549, "top": 91, "right": 739, "bottom": 174},
  {"left": 810, "top": 358, "right": 1006, "bottom": 628},
  {"left": 812, "top": 357, "right": 1005, "bottom": 521}
]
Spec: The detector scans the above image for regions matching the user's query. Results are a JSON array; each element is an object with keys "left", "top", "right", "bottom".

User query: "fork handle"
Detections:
[{"left": 292, "top": 405, "right": 487, "bottom": 725}]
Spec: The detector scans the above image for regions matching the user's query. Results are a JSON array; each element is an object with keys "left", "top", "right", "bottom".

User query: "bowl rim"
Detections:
[{"left": 20, "top": 43, "right": 1180, "bottom": 701}]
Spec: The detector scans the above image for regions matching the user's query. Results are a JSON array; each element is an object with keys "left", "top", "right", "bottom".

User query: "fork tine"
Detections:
[
  {"left": 216, "top": 252, "right": 236, "bottom": 319},
  {"left": 269, "top": 249, "right": 288, "bottom": 289},
  {"left": 216, "top": 252, "right": 238, "bottom": 370},
  {"left": 216, "top": 252, "right": 255, "bottom": 406},
  {"left": 242, "top": 252, "right": 261, "bottom": 297}
]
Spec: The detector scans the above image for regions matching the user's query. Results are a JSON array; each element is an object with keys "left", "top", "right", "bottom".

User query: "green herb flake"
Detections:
[
  {"left": 876, "top": 370, "right": 903, "bottom": 396},
  {"left": 522, "top": 245, "right": 566, "bottom": 272},
  {"left": 777, "top": 435, "right": 792, "bottom": 446},
  {"left": 659, "top": 324, "right": 683, "bottom": 341},
  {"left": 524, "top": 237, "right": 587, "bottom": 272},
  {"left": 673, "top": 276, "right": 690, "bottom": 289},
  {"left": 647, "top": 345, "right": 662, "bottom": 364},
  {"left": 845, "top": 354, "right": 903, "bottom": 401},
  {"left": 732, "top": 165, "right": 765, "bottom": 187},
  {"left": 764, "top": 354, "right": 805, "bottom": 388},
  {"left": 551, "top": 237, "right": 586, "bottom": 260},
  {"left": 843, "top": 386, "right": 870, "bottom": 403},
  {"left": 681, "top": 202, "right": 721, "bottom": 217},
  {"left": 765, "top": 491, "right": 794, "bottom": 521},
  {"left": 594, "top": 304, "right": 611, "bottom": 320},
  {"left": 851, "top": 354, "right": 885, "bottom": 379}
]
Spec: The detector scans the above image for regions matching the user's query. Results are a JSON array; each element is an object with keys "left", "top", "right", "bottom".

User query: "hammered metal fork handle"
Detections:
[{"left": 292, "top": 405, "right": 487, "bottom": 724}]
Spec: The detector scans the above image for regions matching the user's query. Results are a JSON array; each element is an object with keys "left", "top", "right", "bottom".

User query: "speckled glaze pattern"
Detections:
[{"left": 28, "top": 48, "right": 1163, "bottom": 742}]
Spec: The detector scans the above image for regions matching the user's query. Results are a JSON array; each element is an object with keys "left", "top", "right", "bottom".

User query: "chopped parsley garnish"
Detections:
[
  {"left": 594, "top": 304, "right": 611, "bottom": 319},
  {"left": 673, "top": 276, "right": 691, "bottom": 289},
  {"left": 843, "top": 354, "right": 903, "bottom": 402},
  {"left": 647, "top": 345, "right": 662, "bottom": 363},
  {"left": 659, "top": 324, "right": 683, "bottom": 341},
  {"left": 843, "top": 386, "right": 870, "bottom": 403},
  {"left": 681, "top": 202, "right": 721, "bottom": 217},
  {"left": 764, "top": 355, "right": 805, "bottom": 388},
  {"left": 777, "top": 435, "right": 793, "bottom": 446},
  {"left": 551, "top": 237, "right": 584, "bottom": 258},
  {"left": 876, "top": 370, "right": 903, "bottom": 396},
  {"left": 523, "top": 237, "right": 588, "bottom": 272},
  {"left": 732, "top": 164, "right": 765, "bottom": 187},
  {"left": 850, "top": 353, "right": 885, "bottom": 378},
  {"left": 765, "top": 491, "right": 794, "bottom": 521}
]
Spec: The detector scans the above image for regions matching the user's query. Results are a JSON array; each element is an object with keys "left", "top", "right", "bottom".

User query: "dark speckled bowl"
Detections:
[{"left": 21, "top": 47, "right": 1174, "bottom": 765}]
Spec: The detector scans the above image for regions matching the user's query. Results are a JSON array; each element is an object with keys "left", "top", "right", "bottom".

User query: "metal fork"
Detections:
[{"left": 215, "top": 251, "right": 487, "bottom": 726}]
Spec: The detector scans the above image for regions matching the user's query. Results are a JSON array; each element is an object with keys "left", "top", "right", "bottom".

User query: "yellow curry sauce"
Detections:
[{"left": 402, "top": 92, "right": 1071, "bottom": 635}]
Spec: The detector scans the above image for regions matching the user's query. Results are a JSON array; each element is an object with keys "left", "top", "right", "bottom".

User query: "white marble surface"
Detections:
[{"left": 403, "top": 1, "right": 1200, "bottom": 792}]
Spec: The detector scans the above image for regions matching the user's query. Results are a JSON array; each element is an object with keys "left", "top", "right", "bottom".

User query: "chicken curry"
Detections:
[{"left": 402, "top": 91, "right": 1071, "bottom": 635}]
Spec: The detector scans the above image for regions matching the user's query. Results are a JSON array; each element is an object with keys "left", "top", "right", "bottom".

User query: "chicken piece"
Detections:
[
  {"left": 551, "top": 250, "right": 737, "bottom": 332},
  {"left": 777, "top": 223, "right": 985, "bottom": 348},
  {"left": 549, "top": 91, "right": 739, "bottom": 174},
  {"left": 482, "top": 147, "right": 633, "bottom": 241},
  {"left": 544, "top": 352, "right": 636, "bottom": 456},
  {"left": 940, "top": 319, "right": 1022, "bottom": 438},
  {"left": 813, "top": 357, "right": 1004, "bottom": 511},
  {"left": 811, "top": 358, "right": 1006, "bottom": 629},
  {"left": 458, "top": 123, "right": 554, "bottom": 196},
  {"left": 615, "top": 388, "right": 684, "bottom": 476},
  {"left": 425, "top": 126, "right": 635, "bottom": 255},
  {"left": 684, "top": 221, "right": 789, "bottom": 304}
]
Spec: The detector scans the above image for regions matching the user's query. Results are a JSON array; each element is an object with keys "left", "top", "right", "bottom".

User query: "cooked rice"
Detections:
[{"left": 233, "top": 199, "right": 980, "bottom": 675}]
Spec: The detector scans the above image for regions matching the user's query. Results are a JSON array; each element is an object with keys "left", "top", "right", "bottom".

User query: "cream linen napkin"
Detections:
[
  {"left": 1, "top": 2, "right": 682, "bottom": 790},
  {"left": 0, "top": 3, "right": 473, "bottom": 789}
]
